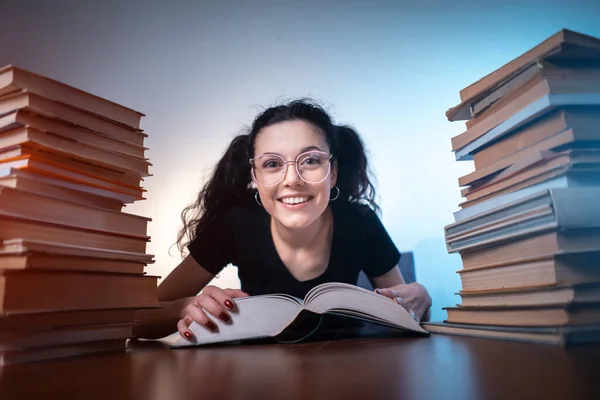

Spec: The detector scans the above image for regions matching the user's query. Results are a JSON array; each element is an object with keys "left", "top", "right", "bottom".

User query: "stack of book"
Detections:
[
  {"left": 423, "top": 29, "right": 600, "bottom": 345},
  {"left": 0, "top": 65, "right": 159, "bottom": 365}
]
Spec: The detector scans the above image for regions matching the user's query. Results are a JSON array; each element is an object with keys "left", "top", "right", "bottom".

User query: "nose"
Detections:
[{"left": 282, "top": 161, "right": 303, "bottom": 186}]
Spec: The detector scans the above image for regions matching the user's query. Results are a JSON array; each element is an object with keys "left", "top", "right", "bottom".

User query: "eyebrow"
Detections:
[
  {"left": 257, "top": 146, "right": 324, "bottom": 158},
  {"left": 260, "top": 146, "right": 324, "bottom": 157},
  {"left": 300, "top": 146, "right": 323, "bottom": 153}
]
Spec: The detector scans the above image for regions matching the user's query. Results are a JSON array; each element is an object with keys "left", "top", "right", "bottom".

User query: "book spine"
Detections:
[
  {"left": 456, "top": 95, "right": 553, "bottom": 160},
  {"left": 453, "top": 177, "right": 568, "bottom": 221},
  {"left": 551, "top": 187, "right": 600, "bottom": 228},
  {"left": 446, "top": 190, "right": 551, "bottom": 236},
  {"left": 455, "top": 92, "right": 600, "bottom": 160}
]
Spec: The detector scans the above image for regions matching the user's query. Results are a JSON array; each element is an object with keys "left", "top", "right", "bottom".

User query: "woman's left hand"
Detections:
[{"left": 375, "top": 282, "right": 432, "bottom": 323}]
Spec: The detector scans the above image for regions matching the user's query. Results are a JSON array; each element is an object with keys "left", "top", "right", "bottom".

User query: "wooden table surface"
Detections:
[{"left": 2, "top": 333, "right": 600, "bottom": 400}]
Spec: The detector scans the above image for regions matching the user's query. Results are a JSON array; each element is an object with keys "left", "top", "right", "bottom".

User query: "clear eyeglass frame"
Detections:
[{"left": 249, "top": 150, "right": 333, "bottom": 187}]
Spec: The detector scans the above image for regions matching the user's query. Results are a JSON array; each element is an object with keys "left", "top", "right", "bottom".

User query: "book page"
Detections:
[
  {"left": 172, "top": 295, "right": 302, "bottom": 348},
  {"left": 304, "top": 282, "right": 368, "bottom": 303},
  {"left": 304, "top": 283, "right": 428, "bottom": 335}
]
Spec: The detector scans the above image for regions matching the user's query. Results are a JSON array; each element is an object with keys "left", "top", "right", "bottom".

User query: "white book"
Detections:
[
  {"left": 447, "top": 187, "right": 600, "bottom": 252},
  {"left": 172, "top": 282, "right": 428, "bottom": 348},
  {"left": 455, "top": 92, "right": 600, "bottom": 161},
  {"left": 453, "top": 173, "right": 599, "bottom": 221}
]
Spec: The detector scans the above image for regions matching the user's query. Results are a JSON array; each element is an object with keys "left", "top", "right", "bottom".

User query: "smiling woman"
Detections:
[
  {"left": 132, "top": 99, "right": 432, "bottom": 341},
  {"left": 251, "top": 120, "right": 336, "bottom": 230}
]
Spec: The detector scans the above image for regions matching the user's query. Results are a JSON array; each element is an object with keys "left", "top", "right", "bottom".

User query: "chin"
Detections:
[
  {"left": 276, "top": 214, "right": 317, "bottom": 229},
  {"left": 269, "top": 200, "right": 324, "bottom": 229}
]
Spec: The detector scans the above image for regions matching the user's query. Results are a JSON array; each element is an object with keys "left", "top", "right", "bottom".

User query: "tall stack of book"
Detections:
[
  {"left": 423, "top": 29, "right": 600, "bottom": 345},
  {"left": 0, "top": 65, "right": 159, "bottom": 365}
]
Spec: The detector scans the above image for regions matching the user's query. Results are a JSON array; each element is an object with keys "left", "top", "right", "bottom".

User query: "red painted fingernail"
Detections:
[
  {"left": 375, "top": 289, "right": 382, "bottom": 294},
  {"left": 206, "top": 321, "right": 217, "bottom": 331},
  {"left": 219, "top": 312, "right": 230, "bottom": 322},
  {"left": 224, "top": 300, "right": 234, "bottom": 309},
  {"left": 184, "top": 332, "right": 193, "bottom": 340}
]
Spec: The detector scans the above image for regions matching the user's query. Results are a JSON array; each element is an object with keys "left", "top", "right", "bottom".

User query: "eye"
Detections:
[
  {"left": 262, "top": 158, "right": 283, "bottom": 169},
  {"left": 299, "top": 152, "right": 325, "bottom": 165}
]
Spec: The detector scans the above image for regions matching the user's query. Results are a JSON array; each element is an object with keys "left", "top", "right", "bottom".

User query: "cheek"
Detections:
[
  {"left": 257, "top": 187, "right": 277, "bottom": 207},
  {"left": 314, "top": 182, "right": 332, "bottom": 202}
]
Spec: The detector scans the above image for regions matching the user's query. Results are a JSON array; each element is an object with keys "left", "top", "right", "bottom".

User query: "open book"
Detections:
[{"left": 172, "top": 282, "right": 429, "bottom": 348}]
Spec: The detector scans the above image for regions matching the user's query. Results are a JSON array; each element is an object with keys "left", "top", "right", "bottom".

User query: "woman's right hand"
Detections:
[{"left": 177, "top": 285, "right": 249, "bottom": 341}]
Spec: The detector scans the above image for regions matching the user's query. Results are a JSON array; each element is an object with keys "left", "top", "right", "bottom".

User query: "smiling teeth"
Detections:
[{"left": 281, "top": 197, "right": 309, "bottom": 204}]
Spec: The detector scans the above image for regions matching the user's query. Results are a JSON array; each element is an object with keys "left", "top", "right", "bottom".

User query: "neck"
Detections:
[{"left": 271, "top": 208, "right": 332, "bottom": 249}]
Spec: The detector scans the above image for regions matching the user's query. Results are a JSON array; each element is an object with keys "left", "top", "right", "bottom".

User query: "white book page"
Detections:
[
  {"left": 304, "top": 283, "right": 428, "bottom": 334},
  {"left": 172, "top": 295, "right": 302, "bottom": 347},
  {"left": 304, "top": 282, "right": 369, "bottom": 303}
]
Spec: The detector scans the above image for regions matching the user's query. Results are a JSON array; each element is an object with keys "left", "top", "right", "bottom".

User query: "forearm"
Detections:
[{"left": 132, "top": 296, "right": 195, "bottom": 339}]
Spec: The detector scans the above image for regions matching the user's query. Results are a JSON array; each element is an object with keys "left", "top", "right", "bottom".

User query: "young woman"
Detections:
[{"left": 133, "top": 99, "right": 431, "bottom": 341}]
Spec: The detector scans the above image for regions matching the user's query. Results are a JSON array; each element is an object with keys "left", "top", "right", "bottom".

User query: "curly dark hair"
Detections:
[{"left": 176, "top": 99, "right": 379, "bottom": 255}]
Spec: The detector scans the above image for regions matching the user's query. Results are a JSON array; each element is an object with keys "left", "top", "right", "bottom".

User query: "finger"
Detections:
[
  {"left": 376, "top": 288, "right": 422, "bottom": 317},
  {"left": 388, "top": 298, "right": 420, "bottom": 322},
  {"left": 394, "top": 297, "right": 406, "bottom": 308},
  {"left": 223, "top": 288, "right": 250, "bottom": 298},
  {"left": 195, "top": 293, "right": 232, "bottom": 324},
  {"left": 185, "top": 302, "right": 219, "bottom": 332},
  {"left": 396, "top": 299, "right": 425, "bottom": 323},
  {"left": 204, "top": 286, "right": 245, "bottom": 311},
  {"left": 408, "top": 309, "right": 419, "bottom": 322},
  {"left": 397, "top": 297, "right": 422, "bottom": 319},
  {"left": 374, "top": 288, "right": 400, "bottom": 300},
  {"left": 393, "top": 297, "right": 417, "bottom": 319},
  {"left": 177, "top": 315, "right": 196, "bottom": 341}
]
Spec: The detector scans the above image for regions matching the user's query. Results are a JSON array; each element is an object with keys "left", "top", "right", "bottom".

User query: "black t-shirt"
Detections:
[{"left": 187, "top": 201, "right": 401, "bottom": 299}]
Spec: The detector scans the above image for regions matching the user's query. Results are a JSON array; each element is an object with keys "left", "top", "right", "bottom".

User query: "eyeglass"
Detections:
[{"left": 249, "top": 150, "right": 333, "bottom": 186}]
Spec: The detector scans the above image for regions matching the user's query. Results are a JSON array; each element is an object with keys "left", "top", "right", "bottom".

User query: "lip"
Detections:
[
  {"left": 277, "top": 195, "right": 314, "bottom": 210},
  {"left": 277, "top": 194, "right": 313, "bottom": 200}
]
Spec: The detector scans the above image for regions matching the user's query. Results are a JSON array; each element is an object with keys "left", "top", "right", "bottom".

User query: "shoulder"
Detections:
[
  {"left": 332, "top": 200, "right": 377, "bottom": 216},
  {"left": 188, "top": 204, "right": 265, "bottom": 253},
  {"left": 214, "top": 204, "right": 266, "bottom": 227},
  {"left": 331, "top": 200, "right": 380, "bottom": 226},
  {"left": 192, "top": 204, "right": 265, "bottom": 239}
]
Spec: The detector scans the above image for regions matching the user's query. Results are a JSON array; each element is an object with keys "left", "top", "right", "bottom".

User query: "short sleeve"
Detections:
[
  {"left": 186, "top": 211, "right": 234, "bottom": 275},
  {"left": 360, "top": 207, "right": 401, "bottom": 278}
]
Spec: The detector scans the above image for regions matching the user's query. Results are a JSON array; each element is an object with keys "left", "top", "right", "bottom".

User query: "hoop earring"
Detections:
[
  {"left": 330, "top": 186, "right": 340, "bottom": 201},
  {"left": 255, "top": 192, "right": 263, "bottom": 207}
]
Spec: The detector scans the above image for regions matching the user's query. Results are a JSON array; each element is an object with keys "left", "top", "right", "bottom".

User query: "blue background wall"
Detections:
[{"left": 2, "top": 0, "right": 599, "bottom": 320}]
